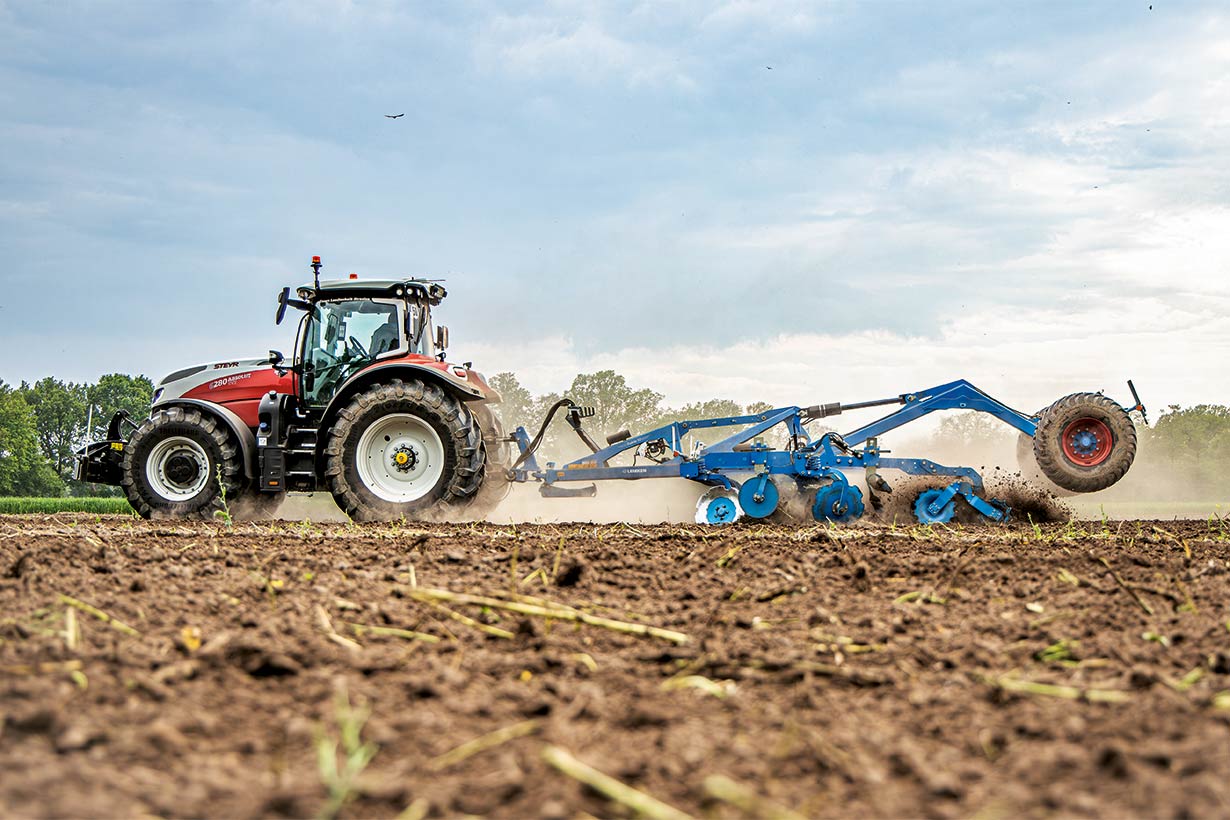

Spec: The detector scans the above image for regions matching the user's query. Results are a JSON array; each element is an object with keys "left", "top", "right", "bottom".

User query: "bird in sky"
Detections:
[{"left": 384, "top": 113, "right": 404, "bottom": 119}]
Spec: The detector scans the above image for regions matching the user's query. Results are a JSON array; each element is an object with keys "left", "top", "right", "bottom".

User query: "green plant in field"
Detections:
[
  {"left": 1036, "top": 639, "right": 1079, "bottom": 665},
  {"left": 1028, "top": 514, "right": 1043, "bottom": 541},
  {"left": 1207, "top": 508, "right": 1228, "bottom": 541},
  {"left": 250, "top": 570, "right": 284, "bottom": 607},
  {"left": 1062, "top": 519, "right": 1082, "bottom": 539},
  {"left": 213, "top": 466, "right": 233, "bottom": 529},
  {"left": 315, "top": 683, "right": 379, "bottom": 820}
]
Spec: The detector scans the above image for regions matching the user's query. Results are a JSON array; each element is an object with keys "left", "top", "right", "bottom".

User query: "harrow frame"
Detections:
[{"left": 509, "top": 379, "right": 1063, "bottom": 524}]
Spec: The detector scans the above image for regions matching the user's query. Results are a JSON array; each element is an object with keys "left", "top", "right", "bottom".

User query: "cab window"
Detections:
[{"left": 302, "top": 300, "right": 402, "bottom": 405}]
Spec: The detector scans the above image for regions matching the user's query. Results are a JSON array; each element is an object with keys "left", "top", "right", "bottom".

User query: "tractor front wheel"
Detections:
[
  {"left": 1032, "top": 393, "right": 1136, "bottom": 493},
  {"left": 121, "top": 406, "right": 243, "bottom": 519},
  {"left": 324, "top": 379, "right": 485, "bottom": 521}
]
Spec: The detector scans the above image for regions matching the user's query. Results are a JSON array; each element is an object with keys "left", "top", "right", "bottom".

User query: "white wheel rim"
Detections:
[
  {"left": 146, "top": 436, "right": 211, "bottom": 501},
  {"left": 355, "top": 413, "right": 446, "bottom": 504}
]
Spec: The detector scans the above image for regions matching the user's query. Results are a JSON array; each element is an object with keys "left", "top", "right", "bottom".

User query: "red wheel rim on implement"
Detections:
[{"left": 1060, "top": 417, "right": 1113, "bottom": 466}]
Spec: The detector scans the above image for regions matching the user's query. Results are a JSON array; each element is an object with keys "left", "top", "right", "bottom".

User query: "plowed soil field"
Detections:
[{"left": 2, "top": 514, "right": 1229, "bottom": 819}]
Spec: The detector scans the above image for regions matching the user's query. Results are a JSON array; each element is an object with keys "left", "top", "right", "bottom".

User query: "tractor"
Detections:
[{"left": 76, "top": 257, "right": 509, "bottom": 521}]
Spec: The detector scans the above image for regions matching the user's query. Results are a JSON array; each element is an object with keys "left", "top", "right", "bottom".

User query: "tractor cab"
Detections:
[
  {"left": 277, "top": 269, "right": 450, "bottom": 409},
  {"left": 257, "top": 260, "right": 496, "bottom": 498}
]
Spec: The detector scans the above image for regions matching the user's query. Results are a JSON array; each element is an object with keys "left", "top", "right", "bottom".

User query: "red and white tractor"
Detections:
[{"left": 76, "top": 257, "right": 509, "bottom": 520}]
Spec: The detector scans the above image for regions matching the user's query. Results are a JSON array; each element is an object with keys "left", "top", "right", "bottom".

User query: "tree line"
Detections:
[
  {"left": 492, "top": 371, "right": 1230, "bottom": 498},
  {"left": 488, "top": 370, "right": 784, "bottom": 460},
  {"left": 0, "top": 375, "right": 153, "bottom": 496},
  {"left": 1, "top": 368, "right": 1226, "bottom": 499}
]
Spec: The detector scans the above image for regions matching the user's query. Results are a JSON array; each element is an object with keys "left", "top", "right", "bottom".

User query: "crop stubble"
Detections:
[{"left": 1, "top": 514, "right": 1229, "bottom": 818}]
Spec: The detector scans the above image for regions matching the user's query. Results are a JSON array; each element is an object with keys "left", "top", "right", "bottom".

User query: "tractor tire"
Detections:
[
  {"left": 324, "top": 379, "right": 485, "bottom": 521},
  {"left": 469, "top": 401, "right": 513, "bottom": 514},
  {"left": 1015, "top": 430, "right": 1077, "bottom": 498},
  {"left": 121, "top": 406, "right": 243, "bottom": 519},
  {"left": 1032, "top": 393, "right": 1136, "bottom": 494}
]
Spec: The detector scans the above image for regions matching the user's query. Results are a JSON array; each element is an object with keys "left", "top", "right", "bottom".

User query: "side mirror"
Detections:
[
  {"left": 276, "top": 287, "right": 290, "bottom": 325},
  {"left": 435, "top": 325, "right": 449, "bottom": 353}
]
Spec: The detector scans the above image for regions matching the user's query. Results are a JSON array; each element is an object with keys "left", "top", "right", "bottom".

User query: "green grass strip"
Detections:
[{"left": 0, "top": 497, "right": 135, "bottom": 515}]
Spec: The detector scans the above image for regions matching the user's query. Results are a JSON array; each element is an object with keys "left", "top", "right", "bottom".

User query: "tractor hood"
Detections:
[{"left": 152, "top": 357, "right": 279, "bottom": 405}]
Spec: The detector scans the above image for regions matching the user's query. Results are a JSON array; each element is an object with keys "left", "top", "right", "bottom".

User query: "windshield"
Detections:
[{"left": 302, "top": 299, "right": 402, "bottom": 405}]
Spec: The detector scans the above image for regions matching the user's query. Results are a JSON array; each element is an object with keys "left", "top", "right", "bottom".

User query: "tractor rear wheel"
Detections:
[
  {"left": 121, "top": 406, "right": 243, "bottom": 519},
  {"left": 469, "top": 401, "right": 513, "bottom": 513},
  {"left": 324, "top": 379, "right": 485, "bottom": 521},
  {"left": 1032, "top": 393, "right": 1136, "bottom": 493}
]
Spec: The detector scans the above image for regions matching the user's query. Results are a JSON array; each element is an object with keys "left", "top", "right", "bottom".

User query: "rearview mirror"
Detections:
[
  {"left": 435, "top": 325, "right": 449, "bottom": 353},
  {"left": 276, "top": 287, "right": 314, "bottom": 325}
]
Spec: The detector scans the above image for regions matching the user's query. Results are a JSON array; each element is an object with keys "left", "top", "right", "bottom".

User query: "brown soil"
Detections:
[{"left": 2, "top": 514, "right": 1229, "bottom": 819}]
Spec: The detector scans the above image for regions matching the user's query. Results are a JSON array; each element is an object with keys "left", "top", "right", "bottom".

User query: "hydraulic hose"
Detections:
[{"left": 510, "top": 399, "right": 576, "bottom": 473}]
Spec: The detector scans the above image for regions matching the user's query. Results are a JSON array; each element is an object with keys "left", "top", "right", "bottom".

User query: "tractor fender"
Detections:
[
  {"left": 158, "top": 399, "right": 258, "bottom": 480},
  {"left": 315, "top": 362, "right": 496, "bottom": 465}
]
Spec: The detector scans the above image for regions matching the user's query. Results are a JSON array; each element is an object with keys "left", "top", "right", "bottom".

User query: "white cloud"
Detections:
[
  {"left": 698, "top": 0, "right": 822, "bottom": 33},
  {"left": 477, "top": 14, "right": 696, "bottom": 89},
  {"left": 465, "top": 292, "right": 1227, "bottom": 422}
]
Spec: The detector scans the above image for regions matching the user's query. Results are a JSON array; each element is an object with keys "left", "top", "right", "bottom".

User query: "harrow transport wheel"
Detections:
[
  {"left": 121, "top": 407, "right": 243, "bottom": 519},
  {"left": 324, "top": 379, "right": 485, "bottom": 521},
  {"left": 1015, "top": 431, "right": 1077, "bottom": 498},
  {"left": 1033, "top": 393, "right": 1136, "bottom": 493}
]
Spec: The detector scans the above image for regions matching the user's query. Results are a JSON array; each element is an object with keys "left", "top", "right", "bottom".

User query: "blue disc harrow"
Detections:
[{"left": 507, "top": 379, "right": 1140, "bottom": 526}]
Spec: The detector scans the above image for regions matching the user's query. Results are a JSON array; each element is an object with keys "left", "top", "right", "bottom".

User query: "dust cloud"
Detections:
[{"left": 224, "top": 414, "right": 1221, "bottom": 525}]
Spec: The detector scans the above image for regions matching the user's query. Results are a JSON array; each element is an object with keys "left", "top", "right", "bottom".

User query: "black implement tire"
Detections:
[
  {"left": 121, "top": 406, "right": 243, "bottom": 519},
  {"left": 1033, "top": 393, "right": 1136, "bottom": 493},
  {"left": 324, "top": 379, "right": 485, "bottom": 521},
  {"left": 1015, "top": 427, "right": 1077, "bottom": 498}
]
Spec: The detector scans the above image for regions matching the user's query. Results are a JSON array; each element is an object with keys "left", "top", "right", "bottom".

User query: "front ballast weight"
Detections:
[{"left": 507, "top": 379, "right": 1144, "bottom": 526}]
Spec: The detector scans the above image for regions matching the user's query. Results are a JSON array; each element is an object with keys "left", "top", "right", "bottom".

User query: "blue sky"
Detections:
[{"left": 2, "top": 1, "right": 1227, "bottom": 412}]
